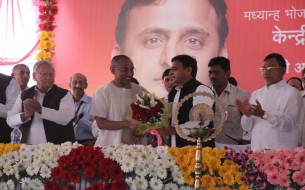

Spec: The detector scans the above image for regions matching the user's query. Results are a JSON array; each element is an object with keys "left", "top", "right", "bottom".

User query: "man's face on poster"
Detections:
[{"left": 113, "top": 0, "right": 227, "bottom": 97}]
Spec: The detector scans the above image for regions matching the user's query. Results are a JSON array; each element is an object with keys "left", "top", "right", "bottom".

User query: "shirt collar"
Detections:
[
  {"left": 211, "top": 82, "right": 232, "bottom": 96},
  {"left": 79, "top": 93, "right": 90, "bottom": 103}
]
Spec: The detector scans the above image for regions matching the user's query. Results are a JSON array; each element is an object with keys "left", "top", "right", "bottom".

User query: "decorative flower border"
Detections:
[{"left": 36, "top": 0, "right": 58, "bottom": 61}]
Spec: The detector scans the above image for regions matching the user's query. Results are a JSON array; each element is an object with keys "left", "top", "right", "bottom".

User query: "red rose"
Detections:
[
  {"left": 49, "top": 6, "right": 58, "bottom": 14},
  {"left": 112, "top": 180, "right": 128, "bottom": 190},
  {"left": 84, "top": 167, "right": 95, "bottom": 179},
  {"left": 69, "top": 171, "right": 81, "bottom": 183},
  {"left": 90, "top": 181, "right": 104, "bottom": 190},
  {"left": 109, "top": 165, "right": 124, "bottom": 180},
  {"left": 39, "top": 6, "right": 48, "bottom": 13},
  {"left": 51, "top": 167, "right": 61, "bottom": 179},
  {"left": 97, "top": 168, "right": 109, "bottom": 181}
]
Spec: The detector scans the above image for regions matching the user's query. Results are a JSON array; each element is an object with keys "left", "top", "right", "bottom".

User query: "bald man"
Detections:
[
  {"left": 11, "top": 64, "right": 30, "bottom": 91},
  {"left": 69, "top": 73, "right": 95, "bottom": 144}
]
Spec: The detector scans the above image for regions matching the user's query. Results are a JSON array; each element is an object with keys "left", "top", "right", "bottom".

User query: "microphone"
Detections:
[{"left": 73, "top": 113, "right": 84, "bottom": 127}]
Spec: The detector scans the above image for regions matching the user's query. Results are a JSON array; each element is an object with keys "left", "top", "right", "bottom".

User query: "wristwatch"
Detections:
[{"left": 262, "top": 111, "right": 268, "bottom": 119}]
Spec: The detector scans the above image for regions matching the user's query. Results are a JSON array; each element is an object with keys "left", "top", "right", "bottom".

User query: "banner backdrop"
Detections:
[{"left": 45, "top": 0, "right": 305, "bottom": 96}]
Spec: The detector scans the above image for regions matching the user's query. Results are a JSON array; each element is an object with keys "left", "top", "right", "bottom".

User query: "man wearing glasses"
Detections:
[
  {"left": 90, "top": 55, "right": 147, "bottom": 147},
  {"left": 7, "top": 61, "right": 75, "bottom": 145},
  {"left": 236, "top": 53, "right": 303, "bottom": 151}
]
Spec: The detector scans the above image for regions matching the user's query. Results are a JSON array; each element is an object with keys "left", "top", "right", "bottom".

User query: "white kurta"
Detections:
[
  {"left": 241, "top": 80, "right": 302, "bottom": 151},
  {"left": 90, "top": 82, "right": 146, "bottom": 147}
]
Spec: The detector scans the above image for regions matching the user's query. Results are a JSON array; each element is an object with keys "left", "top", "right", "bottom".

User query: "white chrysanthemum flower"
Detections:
[
  {"left": 125, "top": 177, "right": 137, "bottom": 190},
  {"left": 135, "top": 165, "right": 148, "bottom": 177},
  {"left": 21, "top": 177, "right": 32, "bottom": 190},
  {"left": 147, "top": 166, "right": 158, "bottom": 177},
  {"left": 13, "top": 162, "right": 25, "bottom": 173},
  {"left": 26, "top": 164, "right": 39, "bottom": 176},
  {"left": 149, "top": 177, "right": 163, "bottom": 190},
  {"left": 6, "top": 179, "right": 15, "bottom": 190},
  {"left": 0, "top": 155, "right": 12, "bottom": 166},
  {"left": 0, "top": 183, "right": 8, "bottom": 190},
  {"left": 155, "top": 159, "right": 168, "bottom": 170},
  {"left": 31, "top": 178, "right": 43, "bottom": 190},
  {"left": 120, "top": 158, "right": 135, "bottom": 173},
  {"left": 172, "top": 171, "right": 184, "bottom": 184},
  {"left": 134, "top": 176, "right": 148, "bottom": 190},
  {"left": 48, "top": 159, "right": 58, "bottom": 168},
  {"left": 157, "top": 168, "right": 167, "bottom": 179},
  {"left": 40, "top": 165, "right": 51, "bottom": 178},
  {"left": 8, "top": 151, "right": 19, "bottom": 163},
  {"left": 3, "top": 164, "right": 14, "bottom": 176},
  {"left": 164, "top": 182, "right": 178, "bottom": 190},
  {"left": 19, "top": 152, "right": 31, "bottom": 163}
]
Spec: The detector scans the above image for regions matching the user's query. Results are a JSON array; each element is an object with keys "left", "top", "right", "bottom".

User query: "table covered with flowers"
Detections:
[{"left": 0, "top": 142, "right": 305, "bottom": 190}]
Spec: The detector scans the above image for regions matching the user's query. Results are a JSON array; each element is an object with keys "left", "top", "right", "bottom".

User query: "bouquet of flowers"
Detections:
[{"left": 127, "top": 92, "right": 171, "bottom": 134}]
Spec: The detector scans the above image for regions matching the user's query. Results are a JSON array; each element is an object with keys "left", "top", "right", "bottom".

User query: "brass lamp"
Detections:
[{"left": 172, "top": 92, "right": 225, "bottom": 190}]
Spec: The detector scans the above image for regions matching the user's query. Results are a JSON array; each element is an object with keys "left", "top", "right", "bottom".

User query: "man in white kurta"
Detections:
[
  {"left": 90, "top": 55, "right": 146, "bottom": 147},
  {"left": 237, "top": 53, "right": 303, "bottom": 151}
]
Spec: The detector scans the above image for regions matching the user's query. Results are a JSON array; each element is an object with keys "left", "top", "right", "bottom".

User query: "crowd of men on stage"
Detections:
[{"left": 1, "top": 53, "right": 304, "bottom": 152}]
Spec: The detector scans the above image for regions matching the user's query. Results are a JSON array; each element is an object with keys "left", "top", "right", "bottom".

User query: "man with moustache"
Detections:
[
  {"left": 11, "top": 64, "right": 31, "bottom": 91},
  {"left": 236, "top": 53, "right": 302, "bottom": 151},
  {"left": 69, "top": 73, "right": 95, "bottom": 144},
  {"left": 208, "top": 57, "right": 249, "bottom": 145},
  {"left": 7, "top": 61, "right": 75, "bottom": 144},
  {"left": 90, "top": 55, "right": 147, "bottom": 147},
  {"left": 112, "top": 0, "right": 228, "bottom": 97}
]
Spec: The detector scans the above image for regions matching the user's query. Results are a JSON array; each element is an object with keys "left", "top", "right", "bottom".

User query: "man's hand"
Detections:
[
  {"left": 23, "top": 96, "right": 42, "bottom": 113},
  {"left": 156, "top": 126, "right": 176, "bottom": 136},
  {"left": 236, "top": 99, "right": 265, "bottom": 118},
  {"left": 235, "top": 99, "right": 251, "bottom": 116},
  {"left": 249, "top": 99, "right": 265, "bottom": 118}
]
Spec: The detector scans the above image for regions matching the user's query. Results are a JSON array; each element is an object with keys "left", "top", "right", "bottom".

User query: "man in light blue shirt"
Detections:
[{"left": 69, "top": 73, "right": 95, "bottom": 144}]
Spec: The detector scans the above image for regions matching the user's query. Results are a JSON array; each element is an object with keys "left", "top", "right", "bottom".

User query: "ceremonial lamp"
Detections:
[{"left": 172, "top": 92, "right": 225, "bottom": 190}]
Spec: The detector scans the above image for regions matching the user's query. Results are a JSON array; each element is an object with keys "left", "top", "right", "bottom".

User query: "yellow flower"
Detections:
[
  {"left": 222, "top": 172, "right": 235, "bottom": 186},
  {"left": 239, "top": 185, "right": 250, "bottom": 190},
  {"left": 201, "top": 174, "right": 216, "bottom": 188},
  {"left": 184, "top": 174, "right": 194, "bottom": 185}
]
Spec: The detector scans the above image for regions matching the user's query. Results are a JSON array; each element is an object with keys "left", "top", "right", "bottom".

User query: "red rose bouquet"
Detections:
[
  {"left": 44, "top": 146, "right": 127, "bottom": 190},
  {"left": 127, "top": 92, "right": 171, "bottom": 134}
]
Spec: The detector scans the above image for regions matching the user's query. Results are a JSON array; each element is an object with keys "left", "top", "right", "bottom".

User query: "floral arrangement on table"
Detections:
[
  {"left": 45, "top": 145, "right": 128, "bottom": 190},
  {"left": 102, "top": 144, "right": 191, "bottom": 190},
  {"left": 1, "top": 143, "right": 305, "bottom": 190},
  {"left": 168, "top": 146, "right": 249, "bottom": 190},
  {"left": 128, "top": 92, "right": 171, "bottom": 134},
  {"left": 0, "top": 142, "right": 79, "bottom": 190},
  {"left": 0, "top": 143, "right": 21, "bottom": 157},
  {"left": 37, "top": 0, "right": 58, "bottom": 61},
  {"left": 249, "top": 147, "right": 305, "bottom": 190}
]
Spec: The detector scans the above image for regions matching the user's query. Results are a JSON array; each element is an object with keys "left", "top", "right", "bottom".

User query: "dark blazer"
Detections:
[
  {"left": 168, "top": 78, "right": 215, "bottom": 147},
  {"left": 21, "top": 85, "right": 75, "bottom": 144}
]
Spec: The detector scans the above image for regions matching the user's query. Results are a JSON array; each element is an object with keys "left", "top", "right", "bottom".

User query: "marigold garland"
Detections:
[{"left": 36, "top": 0, "right": 58, "bottom": 61}]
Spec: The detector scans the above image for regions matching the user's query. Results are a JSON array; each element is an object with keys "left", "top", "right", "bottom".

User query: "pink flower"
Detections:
[
  {"left": 267, "top": 172, "right": 280, "bottom": 185},
  {"left": 278, "top": 175, "right": 291, "bottom": 187},
  {"left": 292, "top": 171, "right": 305, "bottom": 186}
]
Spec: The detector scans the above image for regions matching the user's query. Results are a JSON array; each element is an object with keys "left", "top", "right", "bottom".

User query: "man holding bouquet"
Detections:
[
  {"left": 90, "top": 55, "right": 148, "bottom": 147},
  {"left": 159, "top": 54, "right": 215, "bottom": 147}
]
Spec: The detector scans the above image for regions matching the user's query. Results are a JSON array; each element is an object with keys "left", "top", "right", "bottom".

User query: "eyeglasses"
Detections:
[
  {"left": 259, "top": 66, "right": 283, "bottom": 72},
  {"left": 37, "top": 72, "right": 55, "bottom": 78},
  {"left": 114, "top": 67, "right": 135, "bottom": 73}
]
